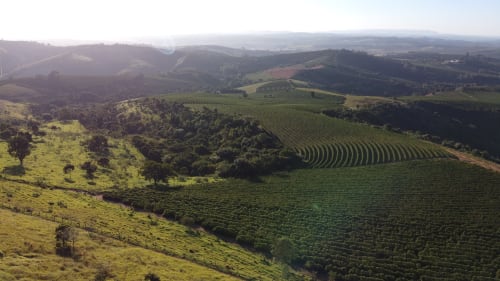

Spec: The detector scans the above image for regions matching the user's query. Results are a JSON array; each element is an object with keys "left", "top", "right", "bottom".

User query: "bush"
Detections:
[
  {"left": 97, "top": 157, "right": 110, "bottom": 167},
  {"left": 85, "top": 135, "right": 109, "bottom": 155},
  {"left": 191, "top": 160, "right": 215, "bottom": 176},
  {"left": 144, "top": 272, "right": 161, "bottom": 281},
  {"left": 94, "top": 264, "right": 113, "bottom": 281},
  {"left": 80, "top": 161, "right": 97, "bottom": 179},
  {"left": 180, "top": 216, "right": 195, "bottom": 227}
]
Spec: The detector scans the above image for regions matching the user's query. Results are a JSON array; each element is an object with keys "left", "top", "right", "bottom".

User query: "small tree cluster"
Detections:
[
  {"left": 81, "top": 161, "right": 97, "bottom": 179},
  {"left": 140, "top": 161, "right": 175, "bottom": 186},
  {"left": 55, "top": 224, "right": 78, "bottom": 257},
  {"left": 85, "top": 135, "right": 109, "bottom": 155}
]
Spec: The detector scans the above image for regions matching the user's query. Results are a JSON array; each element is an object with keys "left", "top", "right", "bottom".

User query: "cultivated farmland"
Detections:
[
  {"left": 169, "top": 92, "right": 453, "bottom": 168},
  {"left": 104, "top": 160, "right": 500, "bottom": 281}
]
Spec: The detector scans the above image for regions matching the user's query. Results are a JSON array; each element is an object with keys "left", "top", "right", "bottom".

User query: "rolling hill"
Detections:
[
  {"left": 3, "top": 40, "right": 500, "bottom": 99},
  {"left": 1, "top": 38, "right": 500, "bottom": 281}
]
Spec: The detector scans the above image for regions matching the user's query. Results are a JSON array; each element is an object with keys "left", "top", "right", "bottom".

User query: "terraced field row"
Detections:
[
  {"left": 297, "top": 141, "right": 452, "bottom": 168},
  {"left": 174, "top": 94, "right": 454, "bottom": 168}
]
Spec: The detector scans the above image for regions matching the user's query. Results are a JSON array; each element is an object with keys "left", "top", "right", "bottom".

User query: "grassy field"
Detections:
[
  {"left": 243, "top": 72, "right": 274, "bottom": 83},
  {"left": 0, "top": 83, "right": 40, "bottom": 101},
  {"left": 105, "top": 160, "right": 500, "bottom": 281},
  {"left": 237, "top": 81, "right": 271, "bottom": 94},
  {"left": 0, "top": 120, "right": 216, "bottom": 192},
  {"left": 399, "top": 90, "right": 500, "bottom": 109},
  {"left": 0, "top": 180, "right": 300, "bottom": 281},
  {"left": 0, "top": 209, "right": 240, "bottom": 281},
  {"left": 0, "top": 99, "right": 32, "bottom": 120}
]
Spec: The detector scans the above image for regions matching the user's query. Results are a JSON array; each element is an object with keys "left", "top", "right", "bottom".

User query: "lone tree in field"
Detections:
[
  {"left": 63, "top": 163, "right": 75, "bottom": 179},
  {"left": 55, "top": 224, "right": 78, "bottom": 256},
  {"left": 141, "top": 160, "right": 175, "bottom": 186},
  {"left": 144, "top": 273, "right": 161, "bottom": 281},
  {"left": 8, "top": 134, "right": 31, "bottom": 166}
]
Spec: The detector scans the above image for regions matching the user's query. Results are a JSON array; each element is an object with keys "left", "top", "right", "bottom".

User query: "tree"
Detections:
[
  {"left": 140, "top": 160, "right": 175, "bottom": 185},
  {"left": 63, "top": 163, "right": 75, "bottom": 178},
  {"left": 144, "top": 273, "right": 161, "bottom": 281},
  {"left": 8, "top": 134, "right": 31, "bottom": 166},
  {"left": 80, "top": 161, "right": 97, "bottom": 179},
  {"left": 55, "top": 224, "right": 78, "bottom": 256},
  {"left": 272, "top": 237, "right": 296, "bottom": 264},
  {"left": 94, "top": 264, "right": 113, "bottom": 281},
  {"left": 86, "top": 135, "right": 109, "bottom": 155}
]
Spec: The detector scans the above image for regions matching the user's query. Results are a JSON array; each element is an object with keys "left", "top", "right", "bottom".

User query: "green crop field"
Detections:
[
  {"left": 296, "top": 141, "right": 450, "bottom": 168},
  {"left": 105, "top": 160, "right": 500, "bottom": 281},
  {"left": 0, "top": 179, "right": 300, "bottom": 281},
  {"left": 162, "top": 91, "right": 453, "bottom": 168},
  {"left": 0, "top": 86, "right": 496, "bottom": 281}
]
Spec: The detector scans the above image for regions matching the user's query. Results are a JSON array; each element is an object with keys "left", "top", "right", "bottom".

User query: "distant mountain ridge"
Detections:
[{"left": 2, "top": 40, "right": 500, "bottom": 98}]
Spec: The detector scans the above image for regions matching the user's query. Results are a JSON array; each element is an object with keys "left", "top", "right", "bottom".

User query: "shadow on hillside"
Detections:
[
  {"left": 147, "top": 183, "right": 183, "bottom": 191},
  {"left": 3, "top": 165, "right": 26, "bottom": 176},
  {"left": 246, "top": 176, "right": 264, "bottom": 183}
]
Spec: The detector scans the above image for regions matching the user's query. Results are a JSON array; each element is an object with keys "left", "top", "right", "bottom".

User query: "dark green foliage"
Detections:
[
  {"left": 85, "top": 135, "right": 109, "bottom": 155},
  {"left": 0, "top": 123, "right": 17, "bottom": 140},
  {"left": 63, "top": 164, "right": 75, "bottom": 177},
  {"left": 324, "top": 100, "right": 500, "bottom": 160},
  {"left": 294, "top": 50, "right": 500, "bottom": 96},
  {"left": 144, "top": 273, "right": 161, "bottom": 281},
  {"left": 75, "top": 98, "right": 299, "bottom": 178},
  {"left": 27, "top": 120, "right": 41, "bottom": 135},
  {"left": 97, "top": 158, "right": 110, "bottom": 167},
  {"left": 104, "top": 160, "right": 500, "bottom": 280},
  {"left": 94, "top": 264, "right": 113, "bottom": 281},
  {"left": 80, "top": 161, "right": 97, "bottom": 179},
  {"left": 272, "top": 237, "right": 296, "bottom": 264},
  {"left": 140, "top": 160, "right": 175, "bottom": 185},
  {"left": 55, "top": 224, "right": 78, "bottom": 257},
  {"left": 8, "top": 134, "right": 31, "bottom": 166}
]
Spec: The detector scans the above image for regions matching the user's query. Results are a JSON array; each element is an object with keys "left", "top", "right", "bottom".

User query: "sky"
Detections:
[{"left": 2, "top": 0, "right": 500, "bottom": 41}]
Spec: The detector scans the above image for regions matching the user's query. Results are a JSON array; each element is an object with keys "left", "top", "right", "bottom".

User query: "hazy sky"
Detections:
[{"left": 2, "top": 0, "right": 500, "bottom": 41}]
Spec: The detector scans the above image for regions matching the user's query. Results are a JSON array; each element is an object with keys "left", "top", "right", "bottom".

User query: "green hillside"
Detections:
[
  {"left": 0, "top": 209, "right": 240, "bottom": 281},
  {"left": 1, "top": 40, "right": 499, "bottom": 281},
  {"left": 164, "top": 91, "right": 452, "bottom": 168},
  {"left": 3, "top": 41, "right": 500, "bottom": 98},
  {"left": 104, "top": 160, "right": 500, "bottom": 281},
  {"left": 0, "top": 180, "right": 301, "bottom": 281}
]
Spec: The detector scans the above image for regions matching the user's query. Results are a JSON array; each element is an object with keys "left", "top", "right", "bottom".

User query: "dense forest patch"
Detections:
[
  {"left": 61, "top": 98, "right": 301, "bottom": 178},
  {"left": 323, "top": 99, "right": 500, "bottom": 161}
]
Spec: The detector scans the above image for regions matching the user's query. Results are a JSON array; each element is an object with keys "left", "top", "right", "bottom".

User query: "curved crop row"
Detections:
[{"left": 297, "top": 141, "right": 453, "bottom": 168}]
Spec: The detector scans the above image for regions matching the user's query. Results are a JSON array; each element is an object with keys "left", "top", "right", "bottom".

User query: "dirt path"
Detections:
[{"left": 444, "top": 148, "right": 500, "bottom": 173}]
